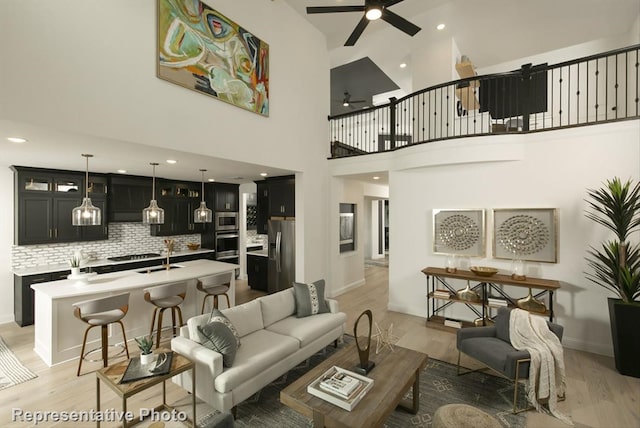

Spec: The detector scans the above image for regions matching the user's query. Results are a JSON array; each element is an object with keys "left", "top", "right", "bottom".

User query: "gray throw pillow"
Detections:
[
  {"left": 197, "top": 321, "right": 238, "bottom": 367},
  {"left": 293, "top": 279, "right": 330, "bottom": 318},
  {"left": 208, "top": 308, "right": 241, "bottom": 348}
]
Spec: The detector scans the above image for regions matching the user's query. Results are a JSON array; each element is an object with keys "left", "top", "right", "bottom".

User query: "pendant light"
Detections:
[
  {"left": 72, "top": 154, "right": 102, "bottom": 226},
  {"left": 142, "top": 162, "right": 165, "bottom": 224},
  {"left": 194, "top": 169, "right": 212, "bottom": 223}
]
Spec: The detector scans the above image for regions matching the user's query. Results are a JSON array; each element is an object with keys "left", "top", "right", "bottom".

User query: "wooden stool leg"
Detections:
[
  {"left": 223, "top": 293, "right": 231, "bottom": 309},
  {"left": 100, "top": 325, "right": 109, "bottom": 368},
  {"left": 156, "top": 309, "right": 165, "bottom": 349},
  {"left": 171, "top": 307, "right": 177, "bottom": 336},
  {"left": 214, "top": 295, "right": 219, "bottom": 309},
  {"left": 149, "top": 308, "right": 157, "bottom": 339},
  {"left": 117, "top": 320, "right": 130, "bottom": 359},
  {"left": 77, "top": 325, "right": 94, "bottom": 376},
  {"left": 201, "top": 295, "right": 207, "bottom": 314},
  {"left": 176, "top": 306, "right": 183, "bottom": 328}
]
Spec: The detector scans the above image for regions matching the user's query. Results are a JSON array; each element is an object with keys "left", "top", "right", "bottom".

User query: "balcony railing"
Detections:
[{"left": 329, "top": 44, "right": 640, "bottom": 158}]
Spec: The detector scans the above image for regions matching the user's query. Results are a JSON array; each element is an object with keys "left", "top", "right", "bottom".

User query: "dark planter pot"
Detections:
[{"left": 608, "top": 298, "right": 640, "bottom": 378}]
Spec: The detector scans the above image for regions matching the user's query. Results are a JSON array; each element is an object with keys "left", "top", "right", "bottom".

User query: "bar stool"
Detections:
[
  {"left": 144, "top": 282, "right": 186, "bottom": 348},
  {"left": 197, "top": 272, "right": 232, "bottom": 314},
  {"left": 73, "top": 292, "right": 130, "bottom": 376}
]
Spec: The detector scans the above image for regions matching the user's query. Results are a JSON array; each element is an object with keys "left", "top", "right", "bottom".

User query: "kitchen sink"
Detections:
[{"left": 138, "top": 265, "right": 182, "bottom": 273}]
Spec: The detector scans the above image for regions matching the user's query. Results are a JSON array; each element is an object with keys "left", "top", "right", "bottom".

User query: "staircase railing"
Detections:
[{"left": 329, "top": 44, "right": 640, "bottom": 158}]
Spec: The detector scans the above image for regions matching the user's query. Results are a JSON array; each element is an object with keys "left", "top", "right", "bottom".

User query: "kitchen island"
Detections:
[{"left": 31, "top": 259, "right": 238, "bottom": 366}]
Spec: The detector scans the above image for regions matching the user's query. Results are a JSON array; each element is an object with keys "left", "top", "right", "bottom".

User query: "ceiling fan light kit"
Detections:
[{"left": 306, "top": 0, "right": 421, "bottom": 46}]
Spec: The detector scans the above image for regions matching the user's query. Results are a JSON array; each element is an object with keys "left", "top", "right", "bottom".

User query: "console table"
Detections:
[{"left": 422, "top": 267, "right": 561, "bottom": 330}]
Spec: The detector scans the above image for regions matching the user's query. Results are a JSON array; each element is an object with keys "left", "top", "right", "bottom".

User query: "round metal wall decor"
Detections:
[
  {"left": 437, "top": 214, "right": 480, "bottom": 251},
  {"left": 497, "top": 214, "right": 549, "bottom": 256}
]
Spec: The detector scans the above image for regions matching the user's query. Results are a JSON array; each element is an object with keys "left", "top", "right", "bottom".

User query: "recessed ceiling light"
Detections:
[
  {"left": 207, "top": 178, "right": 215, "bottom": 182},
  {"left": 166, "top": 159, "right": 177, "bottom": 164},
  {"left": 7, "top": 137, "right": 27, "bottom": 143},
  {"left": 373, "top": 176, "right": 380, "bottom": 180},
  {"left": 117, "top": 169, "right": 127, "bottom": 174},
  {"left": 260, "top": 172, "right": 268, "bottom": 177},
  {"left": 436, "top": 23, "right": 445, "bottom": 30},
  {"left": 399, "top": 63, "right": 407, "bottom": 68}
]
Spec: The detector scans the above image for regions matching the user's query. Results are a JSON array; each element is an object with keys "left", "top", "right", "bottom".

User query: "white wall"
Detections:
[
  {"left": 0, "top": 0, "right": 330, "bottom": 322},
  {"left": 385, "top": 120, "right": 640, "bottom": 357},
  {"left": 0, "top": 169, "right": 14, "bottom": 323}
]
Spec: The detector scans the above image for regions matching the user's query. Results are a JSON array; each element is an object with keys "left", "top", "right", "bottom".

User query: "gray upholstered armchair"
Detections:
[{"left": 456, "top": 307, "right": 564, "bottom": 413}]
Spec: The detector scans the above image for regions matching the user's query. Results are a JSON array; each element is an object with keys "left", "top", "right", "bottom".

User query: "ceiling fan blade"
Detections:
[
  {"left": 345, "top": 15, "right": 370, "bottom": 46},
  {"left": 380, "top": 9, "right": 421, "bottom": 36},
  {"left": 306, "top": 6, "right": 365, "bottom": 14}
]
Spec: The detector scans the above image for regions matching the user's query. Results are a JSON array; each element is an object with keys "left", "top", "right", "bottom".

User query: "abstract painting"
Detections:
[{"left": 158, "top": 0, "right": 269, "bottom": 116}]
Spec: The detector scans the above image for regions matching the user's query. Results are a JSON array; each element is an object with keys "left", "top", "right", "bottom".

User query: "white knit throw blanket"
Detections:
[{"left": 509, "top": 309, "right": 573, "bottom": 425}]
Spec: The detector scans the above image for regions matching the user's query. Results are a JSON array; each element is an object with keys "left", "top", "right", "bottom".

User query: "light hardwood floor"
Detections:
[{"left": 0, "top": 266, "right": 638, "bottom": 427}]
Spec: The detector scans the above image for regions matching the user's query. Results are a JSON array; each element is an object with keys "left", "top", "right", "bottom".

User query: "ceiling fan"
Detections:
[
  {"left": 306, "top": 0, "right": 421, "bottom": 46},
  {"left": 339, "top": 92, "right": 367, "bottom": 108}
]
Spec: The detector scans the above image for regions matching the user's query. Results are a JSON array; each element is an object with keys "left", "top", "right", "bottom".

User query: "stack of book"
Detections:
[
  {"left": 307, "top": 366, "right": 374, "bottom": 411},
  {"left": 487, "top": 296, "right": 508, "bottom": 307},
  {"left": 433, "top": 289, "right": 452, "bottom": 299},
  {"left": 444, "top": 318, "right": 462, "bottom": 328}
]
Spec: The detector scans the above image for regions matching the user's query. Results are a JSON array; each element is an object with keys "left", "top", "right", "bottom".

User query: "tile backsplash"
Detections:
[{"left": 11, "top": 223, "right": 202, "bottom": 270}]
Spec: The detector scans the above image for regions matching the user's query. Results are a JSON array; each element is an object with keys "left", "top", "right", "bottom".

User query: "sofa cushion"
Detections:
[
  {"left": 187, "top": 313, "right": 213, "bottom": 343},
  {"left": 458, "top": 336, "right": 530, "bottom": 378},
  {"left": 259, "top": 288, "right": 296, "bottom": 327},
  {"left": 266, "top": 312, "right": 346, "bottom": 347},
  {"left": 221, "top": 299, "right": 264, "bottom": 338},
  {"left": 214, "top": 329, "right": 299, "bottom": 393},
  {"left": 293, "top": 279, "right": 330, "bottom": 317},
  {"left": 197, "top": 320, "right": 238, "bottom": 367}
]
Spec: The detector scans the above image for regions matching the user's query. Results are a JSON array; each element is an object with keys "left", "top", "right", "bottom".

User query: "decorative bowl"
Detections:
[
  {"left": 470, "top": 266, "right": 499, "bottom": 277},
  {"left": 187, "top": 243, "right": 200, "bottom": 251}
]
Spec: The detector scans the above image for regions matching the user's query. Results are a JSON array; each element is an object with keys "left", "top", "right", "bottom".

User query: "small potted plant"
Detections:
[
  {"left": 135, "top": 335, "right": 154, "bottom": 364},
  {"left": 69, "top": 253, "right": 82, "bottom": 276}
]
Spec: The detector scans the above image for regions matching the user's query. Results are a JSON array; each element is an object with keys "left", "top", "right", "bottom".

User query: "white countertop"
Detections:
[
  {"left": 30, "top": 258, "right": 236, "bottom": 300},
  {"left": 13, "top": 248, "right": 215, "bottom": 277}
]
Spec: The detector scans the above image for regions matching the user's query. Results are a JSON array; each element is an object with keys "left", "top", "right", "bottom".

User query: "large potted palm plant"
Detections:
[{"left": 585, "top": 177, "right": 640, "bottom": 378}]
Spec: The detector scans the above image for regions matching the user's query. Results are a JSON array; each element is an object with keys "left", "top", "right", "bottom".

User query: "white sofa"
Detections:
[{"left": 171, "top": 287, "right": 347, "bottom": 413}]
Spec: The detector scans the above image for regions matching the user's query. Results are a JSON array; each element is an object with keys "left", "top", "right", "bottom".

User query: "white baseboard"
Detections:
[
  {"left": 562, "top": 336, "right": 613, "bottom": 357},
  {"left": 0, "top": 314, "right": 15, "bottom": 325},
  {"left": 387, "top": 302, "right": 425, "bottom": 319},
  {"left": 330, "top": 279, "right": 365, "bottom": 298}
]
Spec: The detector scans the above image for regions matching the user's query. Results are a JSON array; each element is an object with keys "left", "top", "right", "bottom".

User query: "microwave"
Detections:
[{"left": 215, "top": 212, "right": 239, "bottom": 231}]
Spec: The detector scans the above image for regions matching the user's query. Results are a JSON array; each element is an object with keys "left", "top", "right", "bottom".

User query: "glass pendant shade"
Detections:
[
  {"left": 194, "top": 169, "right": 212, "bottom": 223},
  {"left": 72, "top": 154, "right": 101, "bottom": 226},
  {"left": 72, "top": 197, "right": 102, "bottom": 226},
  {"left": 194, "top": 201, "right": 213, "bottom": 223},
  {"left": 142, "top": 162, "right": 165, "bottom": 225},
  {"left": 143, "top": 199, "right": 165, "bottom": 224}
]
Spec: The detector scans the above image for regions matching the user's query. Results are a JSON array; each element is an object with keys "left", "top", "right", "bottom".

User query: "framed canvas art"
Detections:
[
  {"left": 433, "top": 209, "right": 485, "bottom": 257},
  {"left": 157, "top": 0, "right": 269, "bottom": 116},
  {"left": 492, "top": 208, "right": 558, "bottom": 263}
]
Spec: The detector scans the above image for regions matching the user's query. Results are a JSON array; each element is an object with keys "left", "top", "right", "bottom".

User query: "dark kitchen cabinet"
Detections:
[
  {"left": 268, "top": 176, "right": 295, "bottom": 217},
  {"left": 14, "top": 271, "right": 69, "bottom": 327},
  {"left": 255, "top": 175, "right": 295, "bottom": 234},
  {"left": 213, "top": 182, "right": 239, "bottom": 212},
  {"left": 107, "top": 174, "right": 152, "bottom": 222},
  {"left": 13, "top": 167, "right": 109, "bottom": 245},
  {"left": 247, "top": 254, "right": 268, "bottom": 291},
  {"left": 12, "top": 167, "right": 94, "bottom": 245},
  {"left": 256, "top": 181, "right": 269, "bottom": 234},
  {"left": 150, "top": 180, "right": 204, "bottom": 236}
]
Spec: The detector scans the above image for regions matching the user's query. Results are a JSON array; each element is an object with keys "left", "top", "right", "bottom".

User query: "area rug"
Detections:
[
  {"left": 227, "top": 341, "right": 526, "bottom": 428},
  {"left": 0, "top": 336, "right": 37, "bottom": 390}
]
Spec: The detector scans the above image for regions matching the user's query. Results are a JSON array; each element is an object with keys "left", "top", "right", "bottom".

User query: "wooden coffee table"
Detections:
[
  {"left": 96, "top": 349, "right": 195, "bottom": 428},
  {"left": 280, "top": 339, "right": 428, "bottom": 428}
]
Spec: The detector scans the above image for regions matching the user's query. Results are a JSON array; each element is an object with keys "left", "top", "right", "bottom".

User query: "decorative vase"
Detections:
[
  {"left": 511, "top": 258, "right": 526, "bottom": 280},
  {"left": 516, "top": 288, "right": 547, "bottom": 313},
  {"left": 445, "top": 254, "right": 457, "bottom": 273},
  {"left": 71, "top": 267, "right": 80, "bottom": 276},
  {"left": 456, "top": 281, "right": 481, "bottom": 302},
  {"left": 140, "top": 352, "right": 154, "bottom": 365}
]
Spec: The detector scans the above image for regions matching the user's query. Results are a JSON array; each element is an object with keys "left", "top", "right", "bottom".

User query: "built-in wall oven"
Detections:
[
  {"left": 215, "top": 212, "right": 239, "bottom": 231},
  {"left": 214, "top": 231, "right": 239, "bottom": 261}
]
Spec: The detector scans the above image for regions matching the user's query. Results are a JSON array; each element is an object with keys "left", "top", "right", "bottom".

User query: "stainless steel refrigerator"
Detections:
[{"left": 268, "top": 219, "right": 295, "bottom": 293}]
